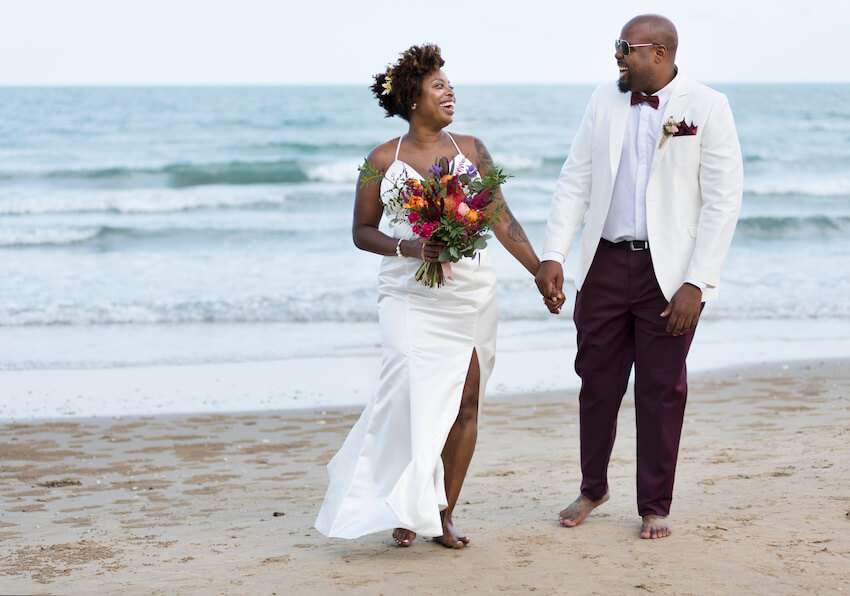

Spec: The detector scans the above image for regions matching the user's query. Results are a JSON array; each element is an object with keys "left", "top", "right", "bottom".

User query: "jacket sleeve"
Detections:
[
  {"left": 542, "top": 89, "right": 597, "bottom": 257},
  {"left": 686, "top": 93, "right": 744, "bottom": 287}
]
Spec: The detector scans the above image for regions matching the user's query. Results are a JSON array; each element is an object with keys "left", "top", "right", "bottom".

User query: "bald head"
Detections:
[{"left": 624, "top": 14, "right": 678, "bottom": 60}]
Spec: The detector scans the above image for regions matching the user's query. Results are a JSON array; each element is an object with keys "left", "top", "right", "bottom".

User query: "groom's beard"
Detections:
[{"left": 618, "top": 77, "right": 631, "bottom": 93}]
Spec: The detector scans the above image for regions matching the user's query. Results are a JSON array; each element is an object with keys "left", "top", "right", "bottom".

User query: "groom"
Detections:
[{"left": 536, "top": 14, "right": 743, "bottom": 538}]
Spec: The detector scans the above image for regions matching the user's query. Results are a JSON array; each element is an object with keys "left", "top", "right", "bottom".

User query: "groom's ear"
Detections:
[{"left": 653, "top": 45, "right": 668, "bottom": 63}]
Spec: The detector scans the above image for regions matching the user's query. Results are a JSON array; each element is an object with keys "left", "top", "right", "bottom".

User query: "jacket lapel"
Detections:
[
  {"left": 649, "top": 77, "right": 690, "bottom": 178},
  {"left": 608, "top": 92, "right": 631, "bottom": 180}
]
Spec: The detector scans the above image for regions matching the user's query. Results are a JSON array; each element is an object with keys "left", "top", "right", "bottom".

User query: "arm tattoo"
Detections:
[
  {"left": 474, "top": 138, "right": 528, "bottom": 244},
  {"left": 474, "top": 137, "right": 495, "bottom": 172},
  {"left": 504, "top": 204, "right": 530, "bottom": 244}
]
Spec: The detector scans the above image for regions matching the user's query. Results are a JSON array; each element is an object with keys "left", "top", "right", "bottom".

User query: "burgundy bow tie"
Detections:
[{"left": 630, "top": 92, "right": 659, "bottom": 109}]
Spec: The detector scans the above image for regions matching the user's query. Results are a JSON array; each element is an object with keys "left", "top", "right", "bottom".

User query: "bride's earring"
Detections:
[{"left": 411, "top": 103, "right": 417, "bottom": 110}]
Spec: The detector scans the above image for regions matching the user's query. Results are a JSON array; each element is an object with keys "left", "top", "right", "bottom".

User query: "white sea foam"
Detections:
[
  {"left": 494, "top": 155, "right": 544, "bottom": 172},
  {"left": 0, "top": 228, "right": 102, "bottom": 246},
  {"left": 305, "top": 160, "right": 361, "bottom": 183},
  {"left": 0, "top": 186, "right": 288, "bottom": 215},
  {"left": 745, "top": 176, "right": 850, "bottom": 197}
]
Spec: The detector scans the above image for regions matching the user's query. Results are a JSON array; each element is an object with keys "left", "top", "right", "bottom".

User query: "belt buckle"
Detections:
[{"left": 628, "top": 240, "right": 648, "bottom": 251}]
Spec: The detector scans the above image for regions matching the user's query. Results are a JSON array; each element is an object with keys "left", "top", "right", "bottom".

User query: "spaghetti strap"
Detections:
[
  {"left": 394, "top": 136, "right": 403, "bottom": 160},
  {"left": 446, "top": 133, "right": 461, "bottom": 154}
]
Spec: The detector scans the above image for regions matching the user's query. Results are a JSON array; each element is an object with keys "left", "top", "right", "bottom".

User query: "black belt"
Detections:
[{"left": 601, "top": 238, "right": 649, "bottom": 251}]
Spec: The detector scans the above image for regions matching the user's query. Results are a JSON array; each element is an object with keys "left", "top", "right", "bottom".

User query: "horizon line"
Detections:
[{"left": 1, "top": 80, "right": 848, "bottom": 88}]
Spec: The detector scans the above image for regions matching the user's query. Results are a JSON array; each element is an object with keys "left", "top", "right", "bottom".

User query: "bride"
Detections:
[{"left": 315, "top": 44, "right": 550, "bottom": 549}]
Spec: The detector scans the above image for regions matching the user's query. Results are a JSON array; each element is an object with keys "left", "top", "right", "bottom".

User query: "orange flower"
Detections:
[
  {"left": 465, "top": 210, "right": 479, "bottom": 223},
  {"left": 443, "top": 194, "right": 461, "bottom": 213},
  {"left": 403, "top": 196, "right": 426, "bottom": 210},
  {"left": 439, "top": 174, "right": 453, "bottom": 186}
]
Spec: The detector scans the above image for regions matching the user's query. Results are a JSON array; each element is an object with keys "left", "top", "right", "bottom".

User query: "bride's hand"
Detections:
[
  {"left": 418, "top": 239, "right": 445, "bottom": 263},
  {"left": 543, "top": 292, "right": 566, "bottom": 314}
]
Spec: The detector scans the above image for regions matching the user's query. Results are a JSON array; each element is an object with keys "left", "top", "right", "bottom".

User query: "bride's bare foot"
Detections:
[
  {"left": 392, "top": 528, "right": 416, "bottom": 547},
  {"left": 640, "top": 514, "right": 672, "bottom": 539},
  {"left": 432, "top": 513, "right": 469, "bottom": 549},
  {"left": 558, "top": 492, "right": 610, "bottom": 527}
]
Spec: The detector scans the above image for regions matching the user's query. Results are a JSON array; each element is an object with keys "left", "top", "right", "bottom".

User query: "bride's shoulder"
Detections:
[
  {"left": 448, "top": 133, "right": 485, "bottom": 158},
  {"left": 366, "top": 138, "right": 399, "bottom": 172},
  {"left": 450, "top": 133, "right": 491, "bottom": 168}
]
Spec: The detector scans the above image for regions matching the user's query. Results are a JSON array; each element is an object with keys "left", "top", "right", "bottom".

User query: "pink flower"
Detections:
[
  {"left": 412, "top": 224, "right": 422, "bottom": 236},
  {"left": 457, "top": 203, "right": 469, "bottom": 217},
  {"left": 408, "top": 212, "right": 420, "bottom": 224}
]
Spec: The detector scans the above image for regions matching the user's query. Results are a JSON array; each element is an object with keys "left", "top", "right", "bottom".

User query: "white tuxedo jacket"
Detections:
[{"left": 543, "top": 76, "right": 743, "bottom": 301}]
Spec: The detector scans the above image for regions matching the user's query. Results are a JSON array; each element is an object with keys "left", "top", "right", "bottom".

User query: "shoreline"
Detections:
[
  {"left": 2, "top": 356, "right": 845, "bottom": 424},
  {"left": 3, "top": 316, "right": 850, "bottom": 421},
  {"left": 1, "top": 358, "right": 848, "bottom": 592}
]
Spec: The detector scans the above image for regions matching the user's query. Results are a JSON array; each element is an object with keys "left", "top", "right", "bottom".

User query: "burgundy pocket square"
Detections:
[{"left": 673, "top": 120, "right": 698, "bottom": 136}]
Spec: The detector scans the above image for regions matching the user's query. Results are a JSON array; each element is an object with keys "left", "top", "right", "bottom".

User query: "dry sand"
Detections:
[{"left": 1, "top": 359, "right": 848, "bottom": 594}]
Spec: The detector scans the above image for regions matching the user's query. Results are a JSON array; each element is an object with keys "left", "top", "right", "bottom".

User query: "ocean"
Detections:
[{"left": 2, "top": 83, "right": 849, "bottom": 418}]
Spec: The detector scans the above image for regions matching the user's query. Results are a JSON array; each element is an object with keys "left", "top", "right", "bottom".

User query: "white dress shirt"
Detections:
[{"left": 602, "top": 78, "right": 675, "bottom": 243}]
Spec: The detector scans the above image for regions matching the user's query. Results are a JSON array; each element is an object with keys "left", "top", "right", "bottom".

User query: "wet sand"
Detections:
[{"left": 1, "top": 359, "right": 848, "bottom": 594}]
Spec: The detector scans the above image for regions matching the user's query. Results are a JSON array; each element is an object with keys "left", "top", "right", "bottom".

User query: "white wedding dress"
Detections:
[{"left": 315, "top": 134, "right": 498, "bottom": 538}]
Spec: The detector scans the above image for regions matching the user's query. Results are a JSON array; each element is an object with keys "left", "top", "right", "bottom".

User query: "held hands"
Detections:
[
  {"left": 535, "top": 261, "right": 566, "bottom": 315},
  {"left": 660, "top": 283, "right": 703, "bottom": 336}
]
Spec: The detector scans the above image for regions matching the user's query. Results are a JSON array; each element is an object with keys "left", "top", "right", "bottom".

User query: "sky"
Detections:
[{"left": 0, "top": 0, "right": 847, "bottom": 86}]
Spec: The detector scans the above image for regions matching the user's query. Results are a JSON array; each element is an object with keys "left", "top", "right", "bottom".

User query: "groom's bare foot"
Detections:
[
  {"left": 392, "top": 528, "right": 416, "bottom": 547},
  {"left": 558, "top": 492, "right": 610, "bottom": 527},
  {"left": 640, "top": 515, "right": 672, "bottom": 539},
  {"left": 432, "top": 515, "right": 469, "bottom": 549}
]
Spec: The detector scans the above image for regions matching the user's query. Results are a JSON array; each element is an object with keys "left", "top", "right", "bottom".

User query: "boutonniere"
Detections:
[{"left": 659, "top": 117, "right": 698, "bottom": 148}]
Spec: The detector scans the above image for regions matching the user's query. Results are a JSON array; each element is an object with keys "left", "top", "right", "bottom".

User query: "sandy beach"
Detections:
[{"left": 1, "top": 359, "right": 848, "bottom": 594}]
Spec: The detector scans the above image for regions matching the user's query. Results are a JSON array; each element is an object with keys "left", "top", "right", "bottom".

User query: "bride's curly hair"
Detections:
[{"left": 372, "top": 44, "right": 445, "bottom": 121}]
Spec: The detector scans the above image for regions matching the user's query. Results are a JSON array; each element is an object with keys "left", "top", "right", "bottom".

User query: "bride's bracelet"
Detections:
[{"left": 395, "top": 238, "right": 404, "bottom": 258}]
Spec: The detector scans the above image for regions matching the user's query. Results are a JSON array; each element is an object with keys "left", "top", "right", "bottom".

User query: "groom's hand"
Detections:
[
  {"left": 660, "top": 283, "right": 703, "bottom": 336},
  {"left": 536, "top": 261, "right": 566, "bottom": 314}
]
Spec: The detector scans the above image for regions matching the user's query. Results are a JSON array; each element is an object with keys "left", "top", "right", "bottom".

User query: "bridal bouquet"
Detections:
[{"left": 361, "top": 157, "right": 508, "bottom": 287}]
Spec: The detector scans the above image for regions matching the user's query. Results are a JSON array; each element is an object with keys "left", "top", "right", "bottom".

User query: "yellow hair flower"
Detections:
[{"left": 381, "top": 76, "right": 392, "bottom": 96}]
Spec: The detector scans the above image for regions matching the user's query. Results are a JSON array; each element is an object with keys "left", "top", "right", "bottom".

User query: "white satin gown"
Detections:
[{"left": 314, "top": 135, "right": 498, "bottom": 538}]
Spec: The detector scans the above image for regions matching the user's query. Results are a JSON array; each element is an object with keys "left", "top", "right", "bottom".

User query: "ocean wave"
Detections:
[
  {"left": 0, "top": 228, "right": 102, "bottom": 246},
  {"left": 0, "top": 158, "right": 368, "bottom": 188},
  {"left": 161, "top": 161, "right": 310, "bottom": 186},
  {"left": 0, "top": 187, "right": 288, "bottom": 215},
  {"left": 305, "top": 159, "right": 362, "bottom": 183},
  {"left": 4, "top": 298, "right": 850, "bottom": 327},
  {"left": 736, "top": 215, "right": 850, "bottom": 238},
  {"left": 0, "top": 296, "right": 379, "bottom": 327},
  {"left": 745, "top": 177, "right": 850, "bottom": 197},
  {"left": 0, "top": 222, "right": 355, "bottom": 247},
  {"left": 0, "top": 160, "right": 313, "bottom": 188},
  {"left": 247, "top": 140, "right": 371, "bottom": 154},
  {"left": 495, "top": 155, "right": 545, "bottom": 172}
]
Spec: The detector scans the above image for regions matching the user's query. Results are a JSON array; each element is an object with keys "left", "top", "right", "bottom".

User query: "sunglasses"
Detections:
[{"left": 615, "top": 39, "right": 660, "bottom": 55}]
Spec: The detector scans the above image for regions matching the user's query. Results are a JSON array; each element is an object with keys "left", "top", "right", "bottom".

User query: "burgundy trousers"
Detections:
[{"left": 573, "top": 241, "right": 699, "bottom": 517}]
